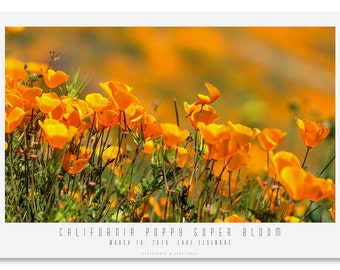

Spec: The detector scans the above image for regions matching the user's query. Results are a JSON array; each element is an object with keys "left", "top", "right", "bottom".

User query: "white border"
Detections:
[{"left": 0, "top": 12, "right": 338, "bottom": 259}]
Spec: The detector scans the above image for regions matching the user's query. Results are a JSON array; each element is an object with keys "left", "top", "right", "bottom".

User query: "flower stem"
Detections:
[
  {"left": 301, "top": 147, "right": 311, "bottom": 168},
  {"left": 318, "top": 154, "right": 335, "bottom": 177},
  {"left": 8, "top": 134, "right": 23, "bottom": 221}
]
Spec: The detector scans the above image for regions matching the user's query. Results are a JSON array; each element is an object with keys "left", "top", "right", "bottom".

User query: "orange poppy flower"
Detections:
[
  {"left": 269, "top": 151, "right": 300, "bottom": 179},
  {"left": 295, "top": 118, "right": 330, "bottom": 148},
  {"left": 39, "top": 119, "right": 77, "bottom": 149},
  {"left": 100, "top": 80, "right": 140, "bottom": 111},
  {"left": 197, "top": 122, "right": 236, "bottom": 160},
  {"left": 5, "top": 93, "right": 24, "bottom": 111},
  {"left": 62, "top": 148, "right": 90, "bottom": 175},
  {"left": 5, "top": 57, "right": 48, "bottom": 81},
  {"left": 175, "top": 146, "right": 189, "bottom": 168},
  {"left": 183, "top": 101, "right": 219, "bottom": 128},
  {"left": 196, "top": 82, "right": 220, "bottom": 105},
  {"left": 40, "top": 69, "right": 69, "bottom": 89},
  {"left": 5, "top": 107, "right": 26, "bottom": 133},
  {"left": 227, "top": 151, "right": 251, "bottom": 172},
  {"left": 96, "top": 110, "right": 120, "bottom": 129},
  {"left": 197, "top": 122, "right": 228, "bottom": 145},
  {"left": 256, "top": 128, "right": 287, "bottom": 151},
  {"left": 228, "top": 121, "right": 256, "bottom": 150},
  {"left": 61, "top": 97, "right": 94, "bottom": 121},
  {"left": 18, "top": 85, "right": 43, "bottom": 112},
  {"left": 160, "top": 123, "right": 189, "bottom": 147},
  {"left": 119, "top": 103, "right": 145, "bottom": 130},
  {"left": 278, "top": 166, "right": 335, "bottom": 202},
  {"left": 140, "top": 114, "right": 163, "bottom": 141},
  {"left": 223, "top": 214, "right": 250, "bottom": 222}
]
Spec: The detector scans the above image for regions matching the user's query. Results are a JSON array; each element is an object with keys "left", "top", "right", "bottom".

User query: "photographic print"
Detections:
[{"left": 0, "top": 12, "right": 338, "bottom": 259}]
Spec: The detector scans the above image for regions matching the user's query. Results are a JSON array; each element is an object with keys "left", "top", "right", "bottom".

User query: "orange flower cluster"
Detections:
[{"left": 5, "top": 56, "right": 335, "bottom": 223}]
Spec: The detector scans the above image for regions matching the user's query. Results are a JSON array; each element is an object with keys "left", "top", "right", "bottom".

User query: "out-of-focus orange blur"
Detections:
[{"left": 5, "top": 27, "right": 335, "bottom": 163}]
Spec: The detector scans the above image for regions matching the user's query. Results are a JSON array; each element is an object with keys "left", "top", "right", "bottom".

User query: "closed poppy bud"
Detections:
[
  {"left": 5, "top": 107, "right": 25, "bottom": 133},
  {"left": 295, "top": 118, "right": 330, "bottom": 148},
  {"left": 196, "top": 82, "right": 220, "bottom": 105},
  {"left": 256, "top": 128, "right": 287, "bottom": 151}
]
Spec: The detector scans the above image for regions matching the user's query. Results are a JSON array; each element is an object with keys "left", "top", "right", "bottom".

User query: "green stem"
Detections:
[
  {"left": 301, "top": 147, "right": 311, "bottom": 168},
  {"left": 173, "top": 98, "right": 180, "bottom": 127},
  {"left": 228, "top": 171, "right": 232, "bottom": 213},
  {"left": 8, "top": 134, "right": 23, "bottom": 221},
  {"left": 318, "top": 154, "right": 335, "bottom": 177}
]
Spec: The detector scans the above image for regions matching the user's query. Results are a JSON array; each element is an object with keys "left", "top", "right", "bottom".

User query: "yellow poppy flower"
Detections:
[
  {"left": 85, "top": 93, "right": 110, "bottom": 112},
  {"left": 285, "top": 216, "right": 301, "bottom": 222},
  {"left": 142, "top": 140, "right": 154, "bottom": 155},
  {"left": 39, "top": 119, "right": 77, "bottom": 149},
  {"left": 100, "top": 145, "right": 123, "bottom": 164},
  {"left": 35, "top": 92, "right": 61, "bottom": 114},
  {"left": 295, "top": 118, "right": 330, "bottom": 148}
]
